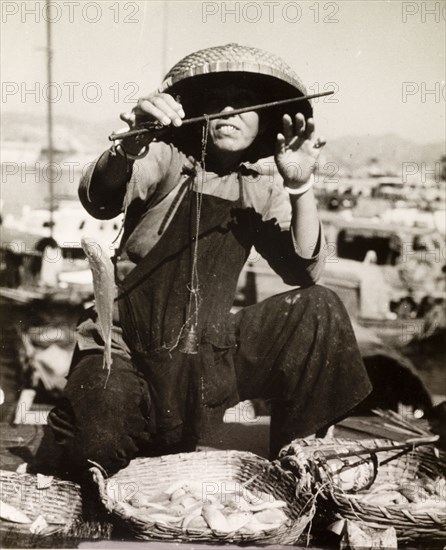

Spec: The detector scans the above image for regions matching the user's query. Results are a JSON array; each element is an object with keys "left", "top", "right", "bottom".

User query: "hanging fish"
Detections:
[{"left": 81, "top": 237, "right": 115, "bottom": 385}]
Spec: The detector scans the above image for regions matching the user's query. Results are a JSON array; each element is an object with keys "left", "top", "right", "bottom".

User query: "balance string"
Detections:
[
  {"left": 188, "top": 116, "right": 209, "bottom": 326},
  {"left": 170, "top": 116, "right": 210, "bottom": 353}
]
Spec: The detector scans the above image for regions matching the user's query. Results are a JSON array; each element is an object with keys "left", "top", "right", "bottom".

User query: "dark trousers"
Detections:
[{"left": 48, "top": 286, "right": 371, "bottom": 477}]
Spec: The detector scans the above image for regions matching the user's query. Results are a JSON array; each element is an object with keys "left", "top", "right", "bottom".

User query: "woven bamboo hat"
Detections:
[{"left": 158, "top": 43, "right": 312, "bottom": 158}]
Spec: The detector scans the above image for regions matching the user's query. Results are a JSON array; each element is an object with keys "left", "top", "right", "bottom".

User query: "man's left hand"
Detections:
[{"left": 275, "top": 114, "right": 326, "bottom": 189}]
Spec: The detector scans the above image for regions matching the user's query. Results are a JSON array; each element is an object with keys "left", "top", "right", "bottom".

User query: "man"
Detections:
[{"left": 48, "top": 44, "right": 371, "bottom": 477}]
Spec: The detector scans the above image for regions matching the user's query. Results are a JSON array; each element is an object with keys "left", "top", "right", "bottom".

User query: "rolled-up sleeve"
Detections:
[
  {"left": 78, "top": 155, "right": 124, "bottom": 219},
  {"left": 78, "top": 142, "right": 176, "bottom": 220}
]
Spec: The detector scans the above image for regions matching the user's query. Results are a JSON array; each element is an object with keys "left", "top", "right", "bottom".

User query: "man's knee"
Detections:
[
  {"left": 284, "top": 284, "right": 345, "bottom": 311},
  {"left": 48, "top": 353, "right": 151, "bottom": 475}
]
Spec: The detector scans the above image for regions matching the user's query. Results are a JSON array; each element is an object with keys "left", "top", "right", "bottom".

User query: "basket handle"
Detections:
[{"left": 89, "top": 466, "right": 115, "bottom": 513}]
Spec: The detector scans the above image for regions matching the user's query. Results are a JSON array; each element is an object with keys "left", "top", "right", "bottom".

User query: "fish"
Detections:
[
  {"left": 134, "top": 491, "right": 171, "bottom": 505},
  {"left": 81, "top": 237, "right": 115, "bottom": 386},
  {"left": 116, "top": 481, "right": 289, "bottom": 537},
  {"left": 117, "top": 501, "right": 138, "bottom": 518},
  {"left": 202, "top": 503, "right": 230, "bottom": 532},
  {"left": 129, "top": 498, "right": 167, "bottom": 511},
  {"left": 225, "top": 512, "right": 252, "bottom": 532},
  {"left": 184, "top": 515, "right": 207, "bottom": 530},
  {"left": 183, "top": 500, "right": 202, "bottom": 514},
  {"left": 177, "top": 495, "right": 198, "bottom": 509},
  {"left": 142, "top": 512, "right": 183, "bottom": 525},
  {"left": 0, "top": 501, "right": 32, "bottom": 524},
  {"left": 170, "top": 488, "right": 187, "bottom": 502},
  {"left": 164, "top": 480, "right": 189, "bottom": 496},
  {"left": 182, "top": 506, "right": 203, "bottom": 530},
  {"left": 228, "top": 497, "right": 286, "bottom": 513},
  {"left": 239, "top": 519, "right": 282, "bottom": 534},
  {"left": 254, "top": 508, "right": 288, "bottom": 524},
  {"left": 246, "top": 499, "right": 287, "bottom": 512},
  {"left": 129, "top": 500, "right": 168, "bottom": 514}
]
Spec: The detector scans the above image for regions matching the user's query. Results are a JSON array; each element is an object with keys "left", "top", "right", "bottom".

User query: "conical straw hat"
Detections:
[
  {"left": 158, "top": 43, "right": 313, "bottom": 159},
  {"left": 159, "top": 43, "right": 308, "bottom": 100}
]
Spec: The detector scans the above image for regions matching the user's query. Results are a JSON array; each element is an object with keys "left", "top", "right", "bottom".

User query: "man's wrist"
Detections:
[
  {"left": 121, "top": 137, "right": 149, "bottom": 157},
  {"left": 110, "top": 140, "right": 150, "bottom": 162},
  {"left": 284, "top": 174, "right": 315, "bottom": 195},
  {"left": 111, "top": 126, "right": 144, "bottom": 154}
]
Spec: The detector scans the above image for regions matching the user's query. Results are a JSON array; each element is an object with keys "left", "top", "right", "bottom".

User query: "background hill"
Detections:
[{"left": 2, "top": 112, "right": 444, "bottom": 178}]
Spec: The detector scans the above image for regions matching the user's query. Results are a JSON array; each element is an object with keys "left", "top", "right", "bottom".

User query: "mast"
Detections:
[
  {"left": 46, "top": 0, "right": 55, "bottom": 237},
  {"left": 161, "top": 0, "right": 168, "bottom": 77}
]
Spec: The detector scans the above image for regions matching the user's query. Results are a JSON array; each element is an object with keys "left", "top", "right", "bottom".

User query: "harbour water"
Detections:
[{"left": 1, "top": 164, "right": 81, "bottom": 219}]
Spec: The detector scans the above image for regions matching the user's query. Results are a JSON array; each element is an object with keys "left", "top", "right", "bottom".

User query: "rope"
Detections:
[
  {"left": 190, "top": 115, "right": 210, "bottom": 306},
  {"left": 172, "top": 116, "right": 210, "bottom": 354}
]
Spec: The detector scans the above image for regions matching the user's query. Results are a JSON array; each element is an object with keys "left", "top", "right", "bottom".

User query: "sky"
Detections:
[{"left": 1, "top": 0, "right": 445, "bottom": 144}]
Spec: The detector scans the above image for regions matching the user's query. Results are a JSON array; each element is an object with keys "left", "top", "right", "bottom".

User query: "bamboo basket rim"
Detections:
[
  {"left": 91, "top": 449, "right": 316, "bottom": 544},
  {"left": 279, "top": 437, "right": 446, "bottom": 543}
]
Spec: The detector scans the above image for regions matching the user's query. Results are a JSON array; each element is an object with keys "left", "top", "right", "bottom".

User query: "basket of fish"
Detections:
[
  {"left": 279, "top": 437, "right": 446, "bottom": 545},
  {"left": 90, "top": 449, "right": 316, "bottom": 544},
  {"left": 0, "top": 470, "right": 82, "bottom": 536}
]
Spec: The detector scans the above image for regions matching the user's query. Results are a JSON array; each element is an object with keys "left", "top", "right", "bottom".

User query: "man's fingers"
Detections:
[
  {"left": 134, "top": 94, "right": 183, "bottom": 126},
  {"left": 282, "top": 114, "right": 294, "bottom": 140},
  {"left": 151, "top": 95, "right": 184, "bottom": 126},
  {"left": 294, "top": 113, "right": 306, "bottom": 137},
  {"left": 161, "top": 93, "right": 185, "bottom": 118},
  {"left": 275, "top": 133, "right": 286, "bottom": 156},
  {"left": 120, "top": 112, "right": 136, "bottom": 127},
  {"left": 134, "top": 100, "right": 172, "bottom": 126},
  {"left": 305, "top": 118, "right": 316, "bottom": 140}
]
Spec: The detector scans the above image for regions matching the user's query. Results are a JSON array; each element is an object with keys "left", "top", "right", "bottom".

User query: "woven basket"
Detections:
[
  {"left": 279, "top": 438, "right": 446, "bottom": 545},
  {"left": 91, "top": 449, "right": 315, "bottom": 544},
  {"left": 0, "top": 470, "right": 82, "bottom": 535}
]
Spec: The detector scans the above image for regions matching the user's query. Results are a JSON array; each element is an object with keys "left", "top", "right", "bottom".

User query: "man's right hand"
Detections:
[{"left": 119, "top": 93, "right": 185, "bottom": 155}]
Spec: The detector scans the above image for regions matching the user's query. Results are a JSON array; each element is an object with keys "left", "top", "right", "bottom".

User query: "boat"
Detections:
[
  {"left": 320, "top": 211, "right": 445, "bottom": 322},
  {"left": 0, "top": 201, "right": 121, "bottom": 306}
]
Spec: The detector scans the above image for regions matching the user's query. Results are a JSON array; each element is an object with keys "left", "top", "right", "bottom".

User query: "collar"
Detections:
[
  {"left": 186, "top": 156, "right": 275, "bottom": 178},
  {"left": 239, "top": 156, "right": 276, "bottom": 177},
  {"left": 177, "top": 138, "right": 276, "bottom": 178}
]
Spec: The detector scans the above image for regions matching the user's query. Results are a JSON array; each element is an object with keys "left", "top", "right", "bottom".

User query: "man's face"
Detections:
[{"left": 203, "top": 85, "right": 260, "bottom": 154}]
